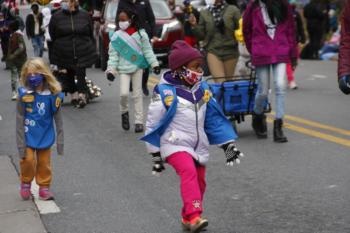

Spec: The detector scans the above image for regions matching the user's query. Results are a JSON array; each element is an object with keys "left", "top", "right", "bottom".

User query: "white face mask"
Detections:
[
  {"left": 61, "top": 2, "right": 69, "bottom": 10},
  {"left": 205, "top": 0, "right": 215, "bottom": 6},
  {"left": 119, "top": 21, "right": 130, "bottom": 30}
]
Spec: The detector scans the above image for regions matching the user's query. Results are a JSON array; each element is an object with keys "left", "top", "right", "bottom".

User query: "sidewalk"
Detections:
[{"left": 0, "top": 156, "right": 46, "bottom": 233}]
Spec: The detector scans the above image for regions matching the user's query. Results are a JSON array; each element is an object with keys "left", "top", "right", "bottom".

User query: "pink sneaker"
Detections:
[
  {"left": 39, "top": 187, "right": 54, "bottom": 201},
  {"left": 20, "top": 183, "right": 31, "bottom": 200}
]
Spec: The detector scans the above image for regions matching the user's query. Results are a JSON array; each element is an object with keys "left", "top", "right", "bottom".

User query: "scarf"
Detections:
[{"left": 209, "top": 3, "right": 225, "bottom": 28}]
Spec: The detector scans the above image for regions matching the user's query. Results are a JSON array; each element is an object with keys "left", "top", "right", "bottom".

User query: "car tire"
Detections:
[{"left": 100, "top": 38, "right": 107, "bottom": 71}]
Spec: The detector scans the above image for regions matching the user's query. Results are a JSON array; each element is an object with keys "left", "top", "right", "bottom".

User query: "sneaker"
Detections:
[
  {"left": 20, "top": 183, "right": 31, "bottom": 200},
  {"left": 11, "top": 91, "right": 18, "bottom": 101},
  {"left": 182, "top": 218, "right": 191, "bottom": 231},
  {"left": 77, "top": 93, "right": 87, "bottom": 108},
  {"left": 39, "top": 187, "right": 54, "bottom": 201},
  {"left": 135, "top": 124, "right": 144, "bottom": 133},
  {"left": 70, "top": 92, "right": 79, "bottom": 107},
  {"left": 189, "top": 217, "right": 208, "bottom": 233},
  {"left": 289, "top": 81, "right": 298, "bottom": 90}
]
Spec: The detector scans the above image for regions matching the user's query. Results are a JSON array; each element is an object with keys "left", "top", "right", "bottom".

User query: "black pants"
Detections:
[
  {"left": 60, "top": 67, "right": 87, "bottom": 94},
  {"left": 301, "top": 26, "right": 324, "bottom": 59},
  {"left": 1, "top": 37, "right": 9, "bottom": 60},
  {"left": 142, "top": 68, "right": 149, "bottom": 90}
]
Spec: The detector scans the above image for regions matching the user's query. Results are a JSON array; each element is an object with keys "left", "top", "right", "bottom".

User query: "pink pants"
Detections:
[
  {"left": 166, "top": 151, "right": 206, "bottom": 220},
  {"left": 286, "top": 63, "right": 294, "bottom": 83}
]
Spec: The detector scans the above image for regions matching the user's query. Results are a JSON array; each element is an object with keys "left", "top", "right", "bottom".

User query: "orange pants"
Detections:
[{"left": 20, "top": 148, "right": 52, "bottom": 187}]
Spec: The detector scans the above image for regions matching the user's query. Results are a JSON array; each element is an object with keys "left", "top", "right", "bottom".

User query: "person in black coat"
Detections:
[
  {"left": 301, "top": 0, "right": 329, "bottom": 60},
  {"left": 117, "top": 0, "right": 156, "bottom": 96},
  {"left": 49, "top": 0, "right": 97, "bottom": 108}
]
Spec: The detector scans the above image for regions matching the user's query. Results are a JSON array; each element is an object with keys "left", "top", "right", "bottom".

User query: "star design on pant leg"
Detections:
[{"left": 193, "top": 200, "right": 201, "bottom": 209}]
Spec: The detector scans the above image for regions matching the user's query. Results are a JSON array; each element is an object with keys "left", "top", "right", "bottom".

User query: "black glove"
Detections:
[
  {"left": 339, "top": 75, "right": 350, "bottom": 95},
  {"left": 221, "top": 143, "right": 244, "bottom": 166},
  {"left": 153, "top": 66, "right": 161, "bottom": 75},
  {"left": 152, "top": 152, "right": 165, "bottom": 175},
  {"left": 106, "top": 72, "right": 115, "bottom": 82}
]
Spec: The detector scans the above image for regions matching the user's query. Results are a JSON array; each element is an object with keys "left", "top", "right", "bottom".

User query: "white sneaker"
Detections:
[
  {"left": 289, "top": 81, "right": 298, "bottom": 90},
  {"left": 11, "top": 91, "right": 18, "bottom": 101}
]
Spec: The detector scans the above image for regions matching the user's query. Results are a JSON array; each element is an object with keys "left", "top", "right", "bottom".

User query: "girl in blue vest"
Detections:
[
  {"left": 16, "top": 58, "right": 64, "bottom": 201},
  {"left": 141, "top": 41, "right": 244, "bottom": 233},
  {"left": 106, "top": 9, "right": 160, "bottom": 133}
]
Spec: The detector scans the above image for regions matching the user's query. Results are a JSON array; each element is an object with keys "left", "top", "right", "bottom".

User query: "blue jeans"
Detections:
[
  {"left": 31, "top": 35, "right": 44, "bottom": 57},
  {"left": 254, "top": 63, "right": 287, "bottom": 119}
]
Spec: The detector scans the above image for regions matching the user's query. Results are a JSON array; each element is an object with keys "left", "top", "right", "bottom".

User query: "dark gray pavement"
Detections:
[
  {"left": 1, "top": 57, "right": 350, "bottom": 233},
  {"left": 0, "top": 5, "right": 350, "bottom": 233}
]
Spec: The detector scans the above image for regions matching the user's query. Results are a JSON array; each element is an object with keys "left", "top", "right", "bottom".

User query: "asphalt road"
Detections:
[{"left": 1, "top": 8, "right": 350, "bottom": 233}]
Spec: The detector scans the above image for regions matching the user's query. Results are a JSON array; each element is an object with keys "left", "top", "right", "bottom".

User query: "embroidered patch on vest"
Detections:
[
  {"left": 131, "top": 54, "right": 137, "bottom": 61},
  {"left": 55, "top": 97, "right": 61, "bottom": 108},
  {"left": 22, "top": 95, "right": 34, "bottom": 103},
  {"left": 203, "top": 90, "right": 211, "bottom": 103},
  {"left": 164, "top": 96, "right": 174, "bottom": 107}
]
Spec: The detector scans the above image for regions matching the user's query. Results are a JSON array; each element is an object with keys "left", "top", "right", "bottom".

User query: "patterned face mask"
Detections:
[{"left": 178, "top": 67, "right": 203, "bottom": 85}]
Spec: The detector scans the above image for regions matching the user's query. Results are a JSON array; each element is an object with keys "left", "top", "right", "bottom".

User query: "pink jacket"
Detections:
[{"left": 243, "top": 1, "right": 297, "bottom": 66}]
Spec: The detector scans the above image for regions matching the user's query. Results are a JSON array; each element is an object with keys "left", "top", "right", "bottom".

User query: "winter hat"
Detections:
[
  {"left": 168, "top": 40, "right": 203, "bottom": 70},
  {"left": 31, "top": 1, "right": 39, "bottom": 9}
]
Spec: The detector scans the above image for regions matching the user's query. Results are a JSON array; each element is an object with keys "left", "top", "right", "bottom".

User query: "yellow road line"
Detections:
[
  {"left": 266, "top": 118, "right": 350, "bottom": 148},
  {"left": 269, "top": 112, "right": 350, "bottom": 137}
]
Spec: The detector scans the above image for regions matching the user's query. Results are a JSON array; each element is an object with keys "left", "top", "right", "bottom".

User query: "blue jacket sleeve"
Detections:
[{"left": 205, "top": 98, "right": 237, "bottom": 145}]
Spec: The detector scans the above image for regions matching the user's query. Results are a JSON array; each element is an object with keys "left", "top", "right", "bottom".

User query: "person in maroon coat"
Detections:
[{"left": 338, "top": 0, "right": 350, "bottom": 95}]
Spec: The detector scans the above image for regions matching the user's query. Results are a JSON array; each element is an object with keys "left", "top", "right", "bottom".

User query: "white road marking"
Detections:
[
  {"left": 0, "top": 114, "right": 2, "bottom": 120},
  {"left": 31, "top": 180, "right": 61, "bottom": 214},
  {"left": 309, "top": 74, "right": 328, "bottom": 80},
  {"left": 326, "top": 185, "right": 338, "bottom": 189}
]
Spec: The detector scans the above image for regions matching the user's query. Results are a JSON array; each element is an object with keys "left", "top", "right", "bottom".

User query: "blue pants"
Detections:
[
  {"left": 31, "top": 35, "right": 44, "bottom": 57},
  {"left": 254, "top": 63, "right": 287, "bottom": 119}
]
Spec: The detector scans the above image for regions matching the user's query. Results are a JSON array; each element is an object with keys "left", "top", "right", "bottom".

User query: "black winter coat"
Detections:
[{"left": 49, "top": 9, "right": 97, "bottom": 68}]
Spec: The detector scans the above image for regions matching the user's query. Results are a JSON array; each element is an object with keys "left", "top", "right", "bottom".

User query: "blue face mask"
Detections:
[{"left": 27, "top": 74, "right": 44, "bottom": 89}]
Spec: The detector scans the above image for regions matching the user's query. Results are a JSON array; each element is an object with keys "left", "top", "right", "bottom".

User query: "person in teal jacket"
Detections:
[
  {"left": 141, "top": 40, "right": 244, "bottom": 233},
  {"left": 106, "top": 8, "right": 160, "bottom": 133}
]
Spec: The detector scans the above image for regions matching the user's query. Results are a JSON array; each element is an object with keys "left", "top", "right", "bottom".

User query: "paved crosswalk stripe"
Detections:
[{"left": 31, "top": 180, "right": 61, "bottom": 214}]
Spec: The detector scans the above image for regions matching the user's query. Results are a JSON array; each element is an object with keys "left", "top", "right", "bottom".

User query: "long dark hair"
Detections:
[{"left": 254, "top": 0, "right": 289, "bottom": 24}]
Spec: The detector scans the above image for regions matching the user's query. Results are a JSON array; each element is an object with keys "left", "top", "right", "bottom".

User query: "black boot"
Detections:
[
  {"left": 135, "top": 124, "right": 144, "bottom": 133},
  {"left": 121, "top": 112, "right": 130, "bottom": 131},
  {"left": 252, "top": 113, "right": 267, "bottom": 138},
  {"left": 273, "top": 119, "right": 288, "bottom": 143}
]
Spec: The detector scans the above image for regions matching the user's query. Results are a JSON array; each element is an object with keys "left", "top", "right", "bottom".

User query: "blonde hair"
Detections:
[{"left": 20, "top": 58, "right": 62, "bottom": 95}]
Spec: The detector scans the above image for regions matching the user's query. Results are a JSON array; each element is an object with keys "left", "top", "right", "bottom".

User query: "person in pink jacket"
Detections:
[{"left": 243, "top": 0, "right": 297, "bottom": 143}]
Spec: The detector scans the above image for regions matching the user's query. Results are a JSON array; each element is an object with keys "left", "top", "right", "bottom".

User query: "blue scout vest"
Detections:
[
  {"left": 109, "top": 31, "right": 149, "bottom": 69},
  {"left": 140, "top": 81, "right": 237, "bottom": 147},
  {"left": 18, "top": 88, "right": 64, "bottom": 149}
]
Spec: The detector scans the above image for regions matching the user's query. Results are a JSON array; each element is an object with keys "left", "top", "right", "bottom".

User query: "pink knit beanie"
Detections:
[{"left": 168, "top": 40, "right": 203, "bottom": 70}]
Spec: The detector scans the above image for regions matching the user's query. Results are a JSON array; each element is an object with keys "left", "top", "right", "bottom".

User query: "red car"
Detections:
[{"left": 97, "top": 0, "right": 184, "bottom": 70}]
